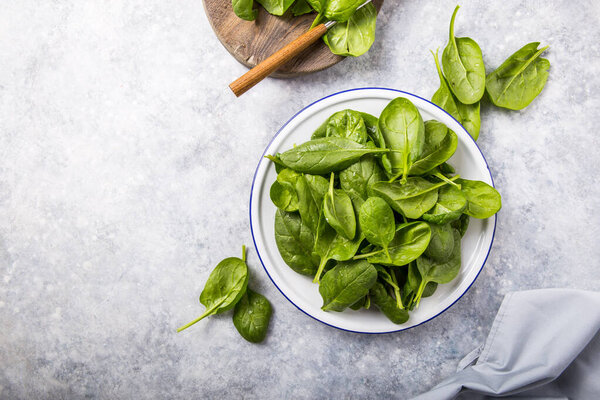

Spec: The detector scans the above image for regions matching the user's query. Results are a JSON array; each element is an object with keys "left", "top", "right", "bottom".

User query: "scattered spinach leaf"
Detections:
[{"left": 233, "top": 288, "right": 272, "bottom": 343}]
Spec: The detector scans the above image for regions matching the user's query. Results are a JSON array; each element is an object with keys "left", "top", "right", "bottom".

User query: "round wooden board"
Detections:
[{"left": 203, "top": 0, "right": 383, "bottom": 78}]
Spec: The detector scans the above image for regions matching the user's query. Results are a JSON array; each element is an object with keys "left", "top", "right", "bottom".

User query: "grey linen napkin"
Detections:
[{"left": 412, "top": 289, "right": 600, "bottom": 400}]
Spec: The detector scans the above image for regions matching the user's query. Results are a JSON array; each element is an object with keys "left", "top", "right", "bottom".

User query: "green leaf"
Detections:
[
  {"left": 441, "top": 5, "right": 486, "bottom": 104},
  {"left": 409, "top": 121, "right": 458, "bottom": 175},
  {"left": 367, "top": 221, "right": 431, "bottom": 266},
  {"left": 486, "top": 42, "right": 550, "bottom": 110},
  {"left": 378, "top": 97, "right": 425, "bottom": 181},
  {"left": 291, "top": 0, "right": 313, "bottom": 16},
  {"left": 232, "top": 0, "right": 257, "bottom": 20},
  {"left": 233, "top": 289, "right": 272, "bottom": 343},
  {"left": 422, "top": 185, "right": 467, "bottom": 225},
  {"left": 369, "top": 281, "right": 409, "bottom": 324},
  {"left": 324, "top": 109, "right": 368, "bottom": 143},
  {"left": 274, "top": 210, "right": 320, "bottom": 276},
  {"left": 256, "top": 0, "right": 295, "bottom": 15},
  {"left": 323, "top": 173, "right": 357, "bottom": 240},
  {"left": 339, "top": 155, "right": 386, "bottom": 204},
  {"left": 359, "top": 197, "right": 395, "bottom": 258},
  {"left": 424, "top": 222, "right": 455, "bottom": 262},
  {"left": 459, "top": 179, "right": 502, "bottom": 219},
  {"left": 296, "top": 174, "right": 329, "bottom": 233},
  {"left": 276, "top": 137, "right": 388, "bottom": 175},
  {"left": 319, "top": 259, "right": 377, "bottom": 312},
  {"left": 323, "top": 2, "right": 377, "bottom": 57},
  {"left": 178, "top": 247, "right": 249, "bottom": 332},
  {"left": 269, "top": 168, "right": 301, "bottom": 211}
]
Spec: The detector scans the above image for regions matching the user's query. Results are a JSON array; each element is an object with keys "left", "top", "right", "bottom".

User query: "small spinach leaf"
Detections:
[
  {"left": 324, "top": 173, "right": 357, "bottom": 240},
  {"left": 256, "top": 0, "right": 295, "bottom": 15},
  {"left": 233, "top": 288, "right": 272, "bottom": 343},
  {"left": 296, "top": 174, "right": 329, "bottom": 233},
  {"left": 366, "top": 221, "right": 431, "bottom": 266},
  {"left": 458, "top": 179, "right": 502, "bottom": 219},
  {"left": 323, "top": 2, "right": 377, "bottom": 57},
  {"left": 409, "top": 121, "right": 458, "bottom": 175},
  {"left": 269, "top": 168, "right": 301, "bottom": 211},
  {"left": 325, "top": 109, "right": 368, "bottom": 143},
  {"left": 369, "top": 281, "right": 409, "bottom": 324},
  {"left": 424, "top": 222, "right": 455, "bottom": 262},
  {"left": 486, "top": 42, "right": 550, "bottom": 110},
  {"left": 291, "top": 0, "right": 313, "bottom": 16},
  {"left": 178, "top": 246, "right": 249, "bottom": 332},
  {"left": 441, "top": 5, "right": 486, "bottom": 104},
  {"left": 422, "top": 185, "right": 467, "bottom": 225},
  {"left": 359, "top": 197, "right": 395, "bottom": 260},
  {"left": 232, "top": 0, "right": 257, "bottom": 20},
  {"left": 274, "top": 210, "right": 319, "bottom": 276},
  {"left": 339, "top": 155, "right": 386, "bottom": 204}
]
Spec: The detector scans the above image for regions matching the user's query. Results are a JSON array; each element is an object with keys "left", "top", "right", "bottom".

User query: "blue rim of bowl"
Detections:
[{"left": 249, "top": 87, "right": 497, "bottom": 334}]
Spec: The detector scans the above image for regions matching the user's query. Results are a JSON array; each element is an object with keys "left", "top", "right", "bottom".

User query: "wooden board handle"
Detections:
[{"left": 229, "top": 24, "right": 328, "bottom": 97}]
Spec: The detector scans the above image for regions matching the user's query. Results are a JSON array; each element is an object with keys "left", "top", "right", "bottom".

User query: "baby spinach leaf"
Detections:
[
  {"left": 269, "top": 169, "right": 301, "bottom": 212},
  {"left": 424, "top": 222, "right": 455, "bottom": 262},
  {"left": 256, "top": 0, "right": 295, "bottom": 15},
  {"left": 274, "top": 210, "right": 319, "bottom": 276},
  {"left": 378, "top": 97, "right": 425, "bottom": 182},
  {"left": 276, "top": 137, "right": 388, "bottom": 175},
  {"left": 431, "top": 49, "right": 461, "bottom": 121},
  {"left": 369, "top": 176, "right": 459, "bottom": 218},
  {"left": 324, "top": 173, "right": 357, "bottom": 240},
  {"left": 325, "top": 109, "right": 368, "bottom": 143},
  {"left": 366, "top": 221, "right": 431, "bottom": 266},
  {"left": 370, "top": 281, "right": 409, "bottom": 324},
  {"left": 313, "top": 211, "right": 363, "bottom": 282},
  {"left": 291, "top": 0, "right": 313, "bottom": 16},
  {"left": 178, "top": 246, "right": 249, "bottom": 332},
  {"left": 323, "top": 2, "right": 377, "bottom": 57},
  {"left": 403, "top": 262, "right": 438, "bottom": 309},
  {"left": 456, "top": 100, "right": 480, "bottom": 141},
  {"left": 308, "top": 0, "right": 364, "bottom": 22},
  {"left": 413, "top": 230, "right": 461, "bottom": 307},
  {"left": 422, "top": 185, "right": 467, "bottom": 224},
  {"left": 441, "top": 5, "right": 486, "bottom": 104},
  {"left": 409, "top": 121, "right": 458, "bottom": 175},
  {"left": 359, "top": 197, "right": 395, "bottom": 260},
  {"left": 349, "top": 295, "right": 369, "bottom": 310},
  {"left": 233, "top": 288, "right": 272, "bottom": 343},
  {"left": 296, "top": 174, "right": 329, "bottom": 233},
  {"left": 339, "top": 155, "right": 386, "bottom": 204},
  {"left": 232, "top": 0, "right": 257, "bottom": 20},
  {"left": 458, "top": 179, "right": 502, "bottom": 219},
  {"left": 451, "top": 214, "right": 470, "bottom": 237},
  {"left": 359, "top": 112, "right": 385, "bottom": 148},
  {"left": 486, "top": 42, "right": 550, "bottom": 110},
  {"left": 319, "top": 259, "right": 377, "bottom": 312},
  {"left": 374, "top": 265, "right": 404, "bottom": 309}
]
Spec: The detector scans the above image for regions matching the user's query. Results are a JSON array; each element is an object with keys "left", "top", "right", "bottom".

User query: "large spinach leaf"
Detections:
[
  {"left": 441, "top": 5, "right": 486, "bottom": 104},
  {"left": 378, "top": 97, "right": 425, "bottom": 182},
  {"left": 319, "top": 259, "right": 377, "bottom": 312},
  {"left": 233, "top": 288, "right": 272, "bottom": 343},
  {"left": 323, "top": 2, "right": 377, "bottom": 57},
  {"left": 274, "top": 210, "right": 319, "bottom": 276},
  {"left": 324, "top": 109, "right": 368, "bottom": 143},
  {"left": 339, "top": 155, "right": 386, "bottom": 204},
  {"left": 296, "top": 174, "right": 329, "bottom": 232},
  {"left": 178, "top": 247, "right": 249, "bottom": 332},
  {"left": 276, "top": 137, "right": 388, "bottom": 174},
  {"left": 486, "top": 42, "right": 550, "bottom": 110}
]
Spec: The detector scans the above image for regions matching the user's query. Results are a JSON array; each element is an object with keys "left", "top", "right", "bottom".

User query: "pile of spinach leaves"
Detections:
[
  {"left": 268, "top": 98, "right": 502, "bottom": 323},
  {"left": 432, "top": 5, "right": 551, "bottom": 140},
  {"left": 178, "top": 246, "right": 272, "bottom": 343},
  {"left": 231, "top": 0, "right": 377, "bottom": 57}
]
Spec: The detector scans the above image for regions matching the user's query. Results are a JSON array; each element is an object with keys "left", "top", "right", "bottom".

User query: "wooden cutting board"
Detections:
[{"left": 203, "top": 0, "right": 383, "bottom": 78}]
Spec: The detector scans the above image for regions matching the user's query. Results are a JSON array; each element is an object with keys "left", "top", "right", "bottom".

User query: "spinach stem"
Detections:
[
  {"left": 352, "top": 249, "right": 384, "bottom": 260},
  {"left": 177, "top": 300, "right": 223, "bottom": 332},
  {"left": 310, "top": 13, "right": 323, "bottom": 29},
  {"left": 434, "top": 172, "right": 461, "bottom": 188},
  {"left": 313, "top": 257, "right": 328, "bottom": 283},
  {"left": 389, "top": 268, "right": 404, "bottom": 310},
  {"left": 242, "top": 245, "right": 247, "bottom": 262},
  {"left": 413, "top": 279, "right": 427, "bottom": 309}
]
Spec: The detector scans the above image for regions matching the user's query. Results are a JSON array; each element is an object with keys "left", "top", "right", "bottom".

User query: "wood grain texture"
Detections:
[{"left": 204, "top": 0, "right": 383, "bottom": 78}]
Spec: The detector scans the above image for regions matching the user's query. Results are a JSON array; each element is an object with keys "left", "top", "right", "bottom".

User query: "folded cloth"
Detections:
[{"left": 413, "top": 289, "right": 600, "bottom": 400}]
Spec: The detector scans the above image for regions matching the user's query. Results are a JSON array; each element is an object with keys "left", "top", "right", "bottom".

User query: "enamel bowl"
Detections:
[{"left": 249, "top": 88, "right": 496, "bottom": 333}]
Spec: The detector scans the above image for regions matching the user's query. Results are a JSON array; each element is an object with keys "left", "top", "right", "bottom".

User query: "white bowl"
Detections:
[{"left": 250, "top": 88, "right": 496, "bottom": 334}]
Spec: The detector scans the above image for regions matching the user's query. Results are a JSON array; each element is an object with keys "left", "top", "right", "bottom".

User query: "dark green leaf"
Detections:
[
  {"left": 422, "top": 185, "right": 467, "bottom": 224},
  {"left": 367, "top": 221, "right": 431, "bottom": 266},
  {"left": 233, "top": 289, "right": 272, "bottom": 343},
  {"left": 319, "top": 260, "right": 377, "bottom": 312},
  {"left": 370, "top": 281, "right": 409, "bottom": 324},
  {"left": 274, "top": 210, "right": 319, "bottom": 276}
]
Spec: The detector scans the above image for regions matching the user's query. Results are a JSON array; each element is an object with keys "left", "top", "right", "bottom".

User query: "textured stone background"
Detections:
[{"left": 1, "top": 0, "right": 599, "bottom": 398}]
